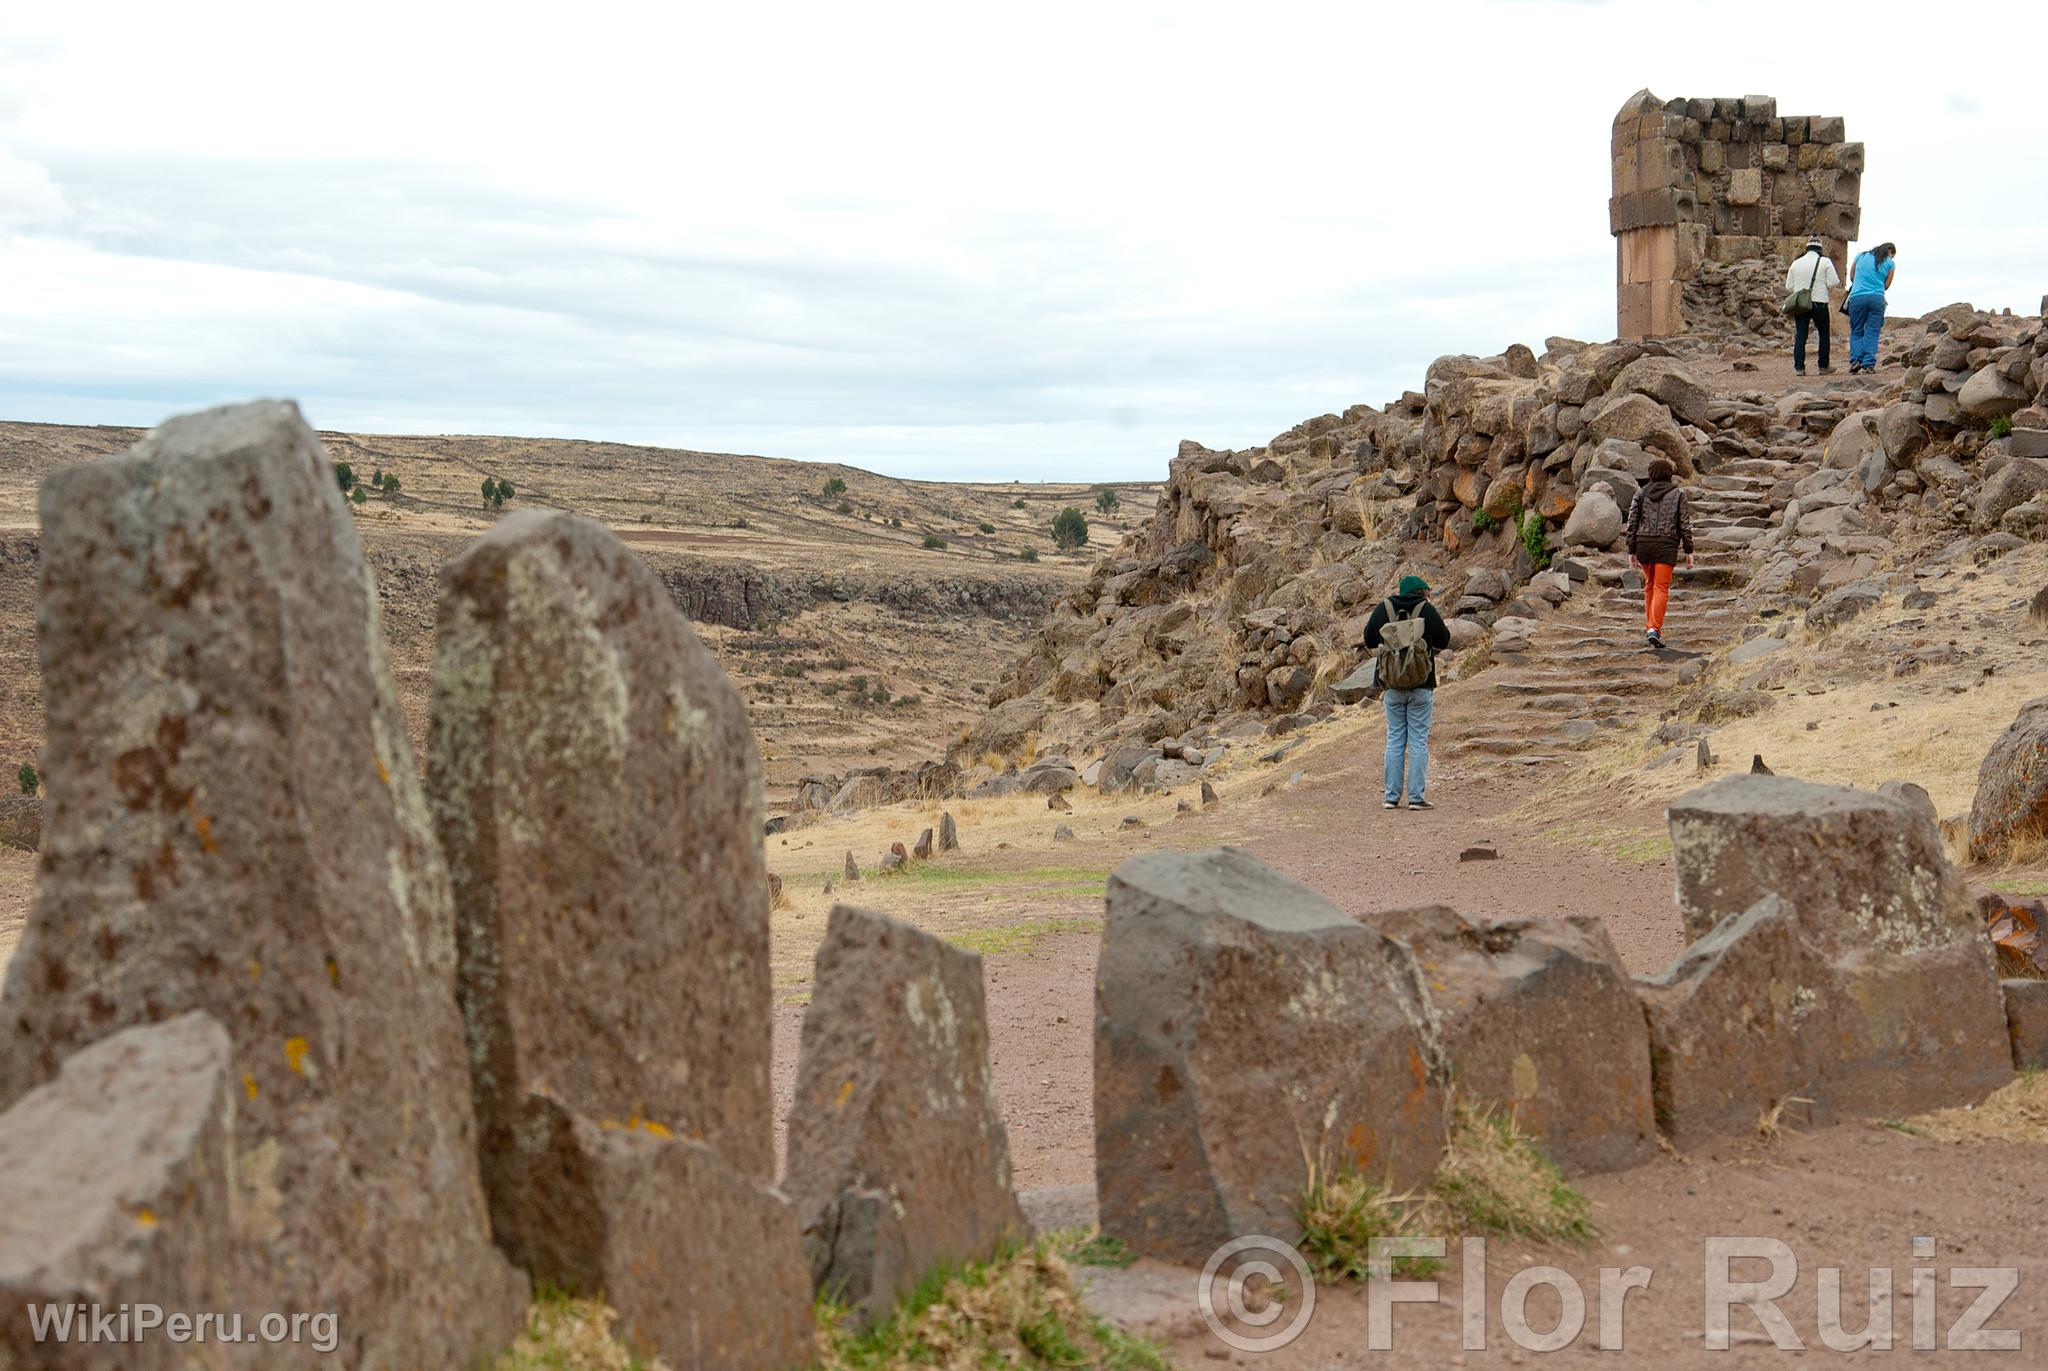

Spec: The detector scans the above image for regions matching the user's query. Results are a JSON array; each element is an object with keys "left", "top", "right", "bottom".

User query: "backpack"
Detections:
[{"left": 1374, "top": 598, "right": 1433, "bottom": 691}]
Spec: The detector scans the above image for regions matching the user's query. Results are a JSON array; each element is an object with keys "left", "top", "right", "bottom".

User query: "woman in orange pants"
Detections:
[{"left": 1625, "top": 458, "right": 1694, "bottom": 649}]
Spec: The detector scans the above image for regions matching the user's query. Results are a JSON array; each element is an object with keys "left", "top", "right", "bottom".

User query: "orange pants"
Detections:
[{"left": 1643, "top": 561, "right": 1674, "bottom": 631}]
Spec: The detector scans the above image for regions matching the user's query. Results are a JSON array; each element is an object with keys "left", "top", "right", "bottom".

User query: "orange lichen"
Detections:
[{"left": 283, "top": 1036, "right": 309, "bottom": 1076}]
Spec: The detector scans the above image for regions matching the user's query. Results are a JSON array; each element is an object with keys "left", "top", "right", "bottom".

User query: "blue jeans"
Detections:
[
  {"left": 1383, "top": 688, "right": 1434, "bottom": 803},
  {"left": 1847, "top": 294, "right": 1886, "bottom": 369}
]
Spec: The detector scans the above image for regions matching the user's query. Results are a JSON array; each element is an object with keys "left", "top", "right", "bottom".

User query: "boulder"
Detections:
[
  {"left": 1973, "top": 459, "right": 2048, "bottom": 531},
  {"left": 1803, "top": 577, "right": 1884, "bottom": 631},
  {"left": 0, "top": 401, "right": 524, "bottom": 1364},
  {"left": 2003, "top": 498, "right": 2048, "bottom": 541},
  {"left": 0, "top": 795, "right": 38, "bottom": 853},
  {"left": 1369, "top": 909, "right": 1657, "bottom": 1174},
  {"left": 787, "top": 905, "right": 1029, "bottom": 1321},
  {"left": 1958, "top": 366, "right": 2030, "bottom": 419},
  {"left": 1823, "top": 413, "right": 1880, "bottom": 471},
  {"left": 1665, "top": 776, "right": 2012, "bottom": 1119},
  {"left": 1876, "top": 402, "right": 1929, "bottom": 466},
  {"left": 428, "top": 510, "right": 774, "bottom": 1187},
  {"left": 1331, "top": 661, "right": 1378, "bottom": 705},
  {"left": 1562, "top": 487, "right": 1624, "bottom": 548},
  {"left": 493, "top": 1095, "right": 814, "bottom": 1369},
  {"left": 1095, "top": 849, "right": 1446, "bottom": 1265},
  {"left": 1606, "top": 355, "right": 1715, "bottom": 428},
  {"left": 1967, "top": 697, "right": 2048, "bottom": 863},
  {"left": 0, "top": 1014, "right": 239, "bottom": 1371},
  {"left": 1583, "top": 393, "right": 1692, "bottom": 470},
  {"left": 2002, "top": 980, "right": 2048, "bottom": 1069},
  {"left": 1635, "top": 897, "right": 1808, "bottom": 1148}
]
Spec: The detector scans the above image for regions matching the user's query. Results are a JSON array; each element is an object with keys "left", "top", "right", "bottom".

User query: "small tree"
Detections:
[
  {"left": 334, "top": 462, "right": 355, "bottom": 493},
  {"left": 1094, "top": 487, "right": 1119, "bottom": 513},
  {"left": 382, "top": 474, "right": 401, "bottom": 496},
  {"left": 1012, "top": 498, "right": 1026, "bottom": 509},
  {"left": 1051, "top": 506, "right": 1089, "bottom": 550},
  {"left": 922, "top": 533, "right": 947, "bottom": 550},
  {"left": 822, "top": 476, "right": 847, "bottom": 497},
  {"left": 350, "top": 486, "right": 368, "bottom": 506},
  {"left": 481, "top": 477, "right": 498, "bottom": 507},
  {"left": 16, "top": 763, "right": 37, "bottom": 796},
  {"left": 371, "top": 467, "right": 385, "bottom": 488},
  {"left": 496, "top": 479, "right": 515, "bottom": 503}
]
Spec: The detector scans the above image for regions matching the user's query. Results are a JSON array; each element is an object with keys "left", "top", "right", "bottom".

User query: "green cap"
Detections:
[{"left": 1398, "top": 574, "right": 1429, "bottom": 595}]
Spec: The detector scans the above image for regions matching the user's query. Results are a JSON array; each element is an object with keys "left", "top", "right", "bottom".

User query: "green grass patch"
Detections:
[
  {"left": 1052, "top": 1228, "right": 1138, "bottom": 1269},
  {"left": 1297, "top": 1168, "right": 1441, "bottom": 1283},
  {"left": 1991, "top": 877, "right": 2048, "bottom": 898},
  {"left": 945, "top": 917, "right": 1101, "bottom": 957},
  {"left": 817, "top": 1238, "right": 1170, "bottom": 1371},
  {"left": 491, "top": 1285, "right": 655, "bottom": 1371}
]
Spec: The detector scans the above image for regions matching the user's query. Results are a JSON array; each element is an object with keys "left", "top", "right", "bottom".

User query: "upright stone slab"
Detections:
[
  {"left": 0, "top": 1014, "right": 243, "bottom": 1371},
  {"left": 1967, "top": 697, "right": 2048, "bottom": 863},
  {"left": 1666, "top": 776, "right": 2012, "bottom": 1119},
  {"left": 786, "top": 904, "right": 1029, "bottom": 1322},
  {"left": 1095, "top": 848, "right": 1447, "bottom": 1266},
  {"left": 0, "top": 402, "right": 524, "bottom": 1366},
  {"left": 428, "top": 509, "right": 773, "bottom": 1180},
  {"left": 428, "top": 512, "right": 809, "bottom": 1367},
  {"left": 1370, "top": 908, "right": 1657, "bottom": 1174},
  {"left": 1636, "top": 896, "right": 1811, "bottom": 1147}
]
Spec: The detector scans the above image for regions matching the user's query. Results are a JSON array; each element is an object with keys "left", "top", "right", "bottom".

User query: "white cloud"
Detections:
[{"left": 1, "top": 0, "right": 2045, "bottom": 478}]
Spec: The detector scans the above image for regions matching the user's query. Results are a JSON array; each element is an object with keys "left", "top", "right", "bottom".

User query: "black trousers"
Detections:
[{"left": 1794, "top": 304, "right": 1830, "bottom": 372}]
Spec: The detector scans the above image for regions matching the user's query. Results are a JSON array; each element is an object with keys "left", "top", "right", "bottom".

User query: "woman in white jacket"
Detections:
[{"left": 1785, "top": 239, "right": 1841, "bottom": 375}]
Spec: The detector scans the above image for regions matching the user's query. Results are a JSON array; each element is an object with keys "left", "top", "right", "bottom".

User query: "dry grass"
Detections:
[
  {"left": 1906, "top": 1070, "right": 2048, "bottom": 1145},
  {"left": 492, "top": 1290, "right": 662, "bottom": 1371},
  {"left": 815, "top": 1239, "right": 1169, "bottom": 1371}
]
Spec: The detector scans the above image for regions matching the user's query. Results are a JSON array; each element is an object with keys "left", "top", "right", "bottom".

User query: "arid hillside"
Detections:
[{"left": 0, "top": 419, "right": 1158, "bottom": 805}]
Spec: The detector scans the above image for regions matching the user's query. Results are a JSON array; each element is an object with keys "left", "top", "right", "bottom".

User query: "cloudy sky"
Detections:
[{"left": 3, "top": 1, "right": 2043, "bottom": 481}]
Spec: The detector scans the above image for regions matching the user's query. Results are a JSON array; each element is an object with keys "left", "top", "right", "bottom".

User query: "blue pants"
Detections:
[
  {"left": 1383, "top": 687, "right": 1434, "bottom": 803},
  {"left": 1847, "top": 294, "right": 1886, "bottom": 370}
]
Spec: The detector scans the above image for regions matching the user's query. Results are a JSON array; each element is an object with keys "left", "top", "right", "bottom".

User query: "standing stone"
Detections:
[
  {"left": 428, "top": 511, "right": 808, "bottom": 1368},
  {"left": 1200, "top": 780, "right": 1219, "bottom": 808},
  {"left": 787, "top": 905, "right": 1029, "bottom": 1322},
  {"left": 2001, "top": 980, "right": 2048, "bottom": 1069},
  {"left": 1095, "top": 848, "right": 1447, "bottom": 1266},
  {"left": 844, "top": 850, "right": 861, "bottom": 882},
  {"left": 0, "top": 1014, "right": 241, "bottom": 1371},
  {"left": 1370, "top": 908, "right": 1657, "bottom": 1174},
  {"left": 938, "top": 811, "right": 960, "bottom": 851},
  {"left": 1666, "top": 776, "right": 2012, "bottom": 1119},
  {"left": 0, "top": 402, "right": 523, "bottom": 1366},
  {"left": 912, "top": 827, "right": 935, "bottom": 860},
  {"left": 1636, "top": 897, "right": 1810, "bottom": 1147},
  {"left": 1967, "top": 697, "right": 2048, "bottom": 863}
]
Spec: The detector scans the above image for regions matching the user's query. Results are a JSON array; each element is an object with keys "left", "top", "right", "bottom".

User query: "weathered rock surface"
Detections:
[
  {"left": 1095, "top": 848, "right": 1445, "bottom": 1265},
  {"left": 786, "top": 905, "right": 1028, "bottom": 1321},
  {"left": 1562, "top": 487, "right": 1624, "bottom": 547},
  {"left": 428, "top": 509, "right": 774, "bottom": 1184},
  {"left": 0, "top": 401, "right": 524, "bottom": 1366},
  {"left": 1370, "top": 908, "right": 1657, "bottom": 1174},
  {"left": 487, "top": 1094, "right": 812, "bottom": 1369},
  {"left": 1967, "top": 697, "right": 2048, "bottom": 863},
  {"left": 0, "top": 1013, "right": 241, "bottom": 1371},
  {"left": 2002, "top": 979, "right": 2048, "bottom": 1070},
  {"left": 1974, "top": 458, "right": 2048, "bottom": 531},
  {"left": 1666, "top": 775, "right": 2012, "bottom": 1119},
  {"left": 1635, "top": 897, "right": 1808, "bottom": 1147}
]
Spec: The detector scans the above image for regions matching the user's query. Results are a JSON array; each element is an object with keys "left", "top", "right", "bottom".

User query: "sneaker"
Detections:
[
  {"left": 1384, "top": 799, "right": 1399, "bottom": 810},
  {"left": 1793, "top": 367, "right": 1805, "bottom": 376},
  {"left": 1409, "top": 798, "right": 1434, "bottom": 811},
  {"left": 1817, "top": 366, "right": 1833, "bottom": 374},
  {"left": 1646, "top": 629, "right": 1665, "bottom": 649}
]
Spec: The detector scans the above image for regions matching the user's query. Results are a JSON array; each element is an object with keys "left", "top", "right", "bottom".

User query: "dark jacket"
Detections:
[
  {"left": 1363, "top": 591, "right": 1452, "bottom": 690},
  {"left": 1626, "top": 478, "right": 1693, "bottom": 565}
]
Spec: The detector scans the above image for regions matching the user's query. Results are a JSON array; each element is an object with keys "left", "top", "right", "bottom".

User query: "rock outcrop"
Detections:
[{"left": 1968, "top": 697, "right": 2048, "bottom": 863}]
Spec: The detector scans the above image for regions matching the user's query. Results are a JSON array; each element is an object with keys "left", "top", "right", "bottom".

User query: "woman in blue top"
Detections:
[{"left": 1844, "top": 242, "right": 1896, "bottom": 374}]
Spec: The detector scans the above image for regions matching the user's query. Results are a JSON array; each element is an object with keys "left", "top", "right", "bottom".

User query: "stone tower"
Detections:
[{"left": 1611, "top": 90, "right": 1861, "bottom": 339}]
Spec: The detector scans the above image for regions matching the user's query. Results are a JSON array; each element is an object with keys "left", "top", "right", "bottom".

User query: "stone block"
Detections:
[
  {"left": 1809, "top": 115, "right": 1846, "bottom": 144},
  {"left": 2002, "top": 979, "right": 2048, "bottom": 1069},
  {"left": 1726, "top": 167, "right": 1763, "bottom": 206}
]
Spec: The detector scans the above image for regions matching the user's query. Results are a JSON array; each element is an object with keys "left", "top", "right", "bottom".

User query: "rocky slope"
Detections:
[{"left": 957, "top": 303, "right": 2048, "bottom": 784}]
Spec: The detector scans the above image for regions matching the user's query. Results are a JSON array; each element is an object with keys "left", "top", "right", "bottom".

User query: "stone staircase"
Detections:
[{"left": 1438, "top": 446, "right": 1819, "bottom": 765}]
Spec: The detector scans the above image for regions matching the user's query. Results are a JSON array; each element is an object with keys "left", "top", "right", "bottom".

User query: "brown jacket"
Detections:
[{"left": 1627, "top": 479, "right": 1692, "bottom": 565}]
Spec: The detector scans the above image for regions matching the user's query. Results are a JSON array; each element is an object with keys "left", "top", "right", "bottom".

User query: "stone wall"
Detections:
[{"left": 1612, "top": 90, "right": 1862, "bottom": 339}]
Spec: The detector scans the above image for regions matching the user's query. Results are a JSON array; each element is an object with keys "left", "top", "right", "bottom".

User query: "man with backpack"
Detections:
[{"left": 1363, "top": 575, "right": 1451, "bottom": 811}]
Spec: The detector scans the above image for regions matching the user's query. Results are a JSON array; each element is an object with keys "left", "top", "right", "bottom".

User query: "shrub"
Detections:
[
  {"left": 1012, "top": 498, "right": 1027, "bottom": 509},
  {"left": 382, "top": 474, "right": 401, "bottom": 496},
  {"left": 17, "top": 763, "right": 36, "bottom": 796},
  {"left": 334, "top": 462, "right": 355, "bottom": 493},
  {"left": 371, "top": 467, "right": 385, "bottom": 488},
  {"left": 481, "top": 477, "right": 498, "bottom": 507},
  {"left": 889, "top": 516, "right": 902, "bottom": 528},
  {"left": 823, "top": 476, "right": 847, "bottom": 497},
  {"left": 871, "top": 683, "right": 891, "bottom": 704},
  {"left": 922, "top": 533, "right": 947, "bottom": 550},
  {"left": 1518, "top": 511, "right": 1552, "bottom": 570},
  {"left": 350, "top": 486, "right": 367, "bottom": 505},
  {"left": 1051, "top": 507, "right": 1089, "bottom": 550},
  {"left": 1019, "top": 547, "right": 1039, "bottom": 563},
  {"left": 497, "top": 478, "right": 515, "bottom": 502},
  {"left": 1471, "top": 509, "right": 1499, "bottom": 534},
  {"left": 837, "top": 500, "right": 853, "bottom": 513},
  {"left": 1990, "top": 415, "right": 2014, "bottom": 439},
  {"left": 1094, "top": 487, "right": 1119, "bottom": 513},
  {"left": 978, "top": 521, "right": 995, "bottom": 534}
]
